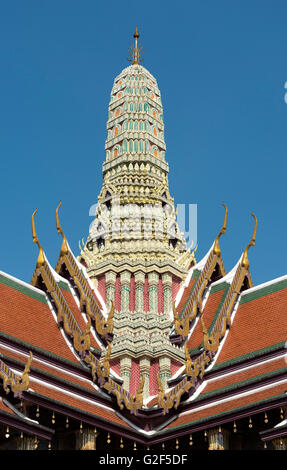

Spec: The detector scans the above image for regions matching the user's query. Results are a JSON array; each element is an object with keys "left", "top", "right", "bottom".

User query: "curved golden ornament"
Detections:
[
  {"left": 73, "top": 316, "right": 91, "bottom": 352},
  {"left": 56, "top": 200, "right": 68, "bottom": 256},
  {"left": 213, "top": 202, "right": 228, "bottom": 256},
  {"left": 242, "top": 213, "right": 257, "bottom": 268},
  {"left": 174, "top": 206, "right": 227, "bottom": 338},
  {"left": 55, "top": 248, "right": 113, "bottom": 337},
  {"left": 94, "top": 301, "right": 114, "bottom": 336},
  {"left": 156, "top": 371, "right": 192, "bottom": 414},
  {"left": 0, "top": 352, "right": 33, "bottom": 394},
  {"left": 32, "top": 209, "right": 45, "bottom": 267}
]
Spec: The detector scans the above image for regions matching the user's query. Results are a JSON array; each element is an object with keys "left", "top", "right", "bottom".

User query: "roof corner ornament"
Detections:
[
  {"left": 241, "top": 213, "right": 257, "bottom": 269},
  {"left": 128, "top": 27, "right": 144, "bottom": 65},
  {"left": 56, "top": 201, "right": 69, "bottom": 256},
  {"left": 0, "top": 351, "right": 33, "bottom": 396},
  {"left": 32, "top": 209, "right": 45, "bottom": 267},
  {"left": 213, "top": 202, "right": 228, "bottom": 256}
]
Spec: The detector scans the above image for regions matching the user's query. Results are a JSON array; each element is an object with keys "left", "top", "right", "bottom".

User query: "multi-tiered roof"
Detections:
[{"left": 0, "top": 31, "right": 286, "bottom": 451}]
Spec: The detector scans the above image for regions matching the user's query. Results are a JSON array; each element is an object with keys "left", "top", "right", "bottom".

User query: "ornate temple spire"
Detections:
[{"left": 80, "top": 38, "right": 191, "bottom": 275}]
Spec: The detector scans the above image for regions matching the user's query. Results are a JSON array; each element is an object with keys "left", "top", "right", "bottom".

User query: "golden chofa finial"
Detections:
[
  {"left": 241, "top": 213, "right": 257, "bottom": 269},
  {"left": 56, "top": 201, "right": 69, "bottom": 256},
  {"left": 128, "top": 27, "right": 144, "bottom": 65},
  {"left": 213, "top": 203, "right": 228, "bottom": 256},
  {"left": 32, "top": 209, "right": 45, "bottom": 267}
]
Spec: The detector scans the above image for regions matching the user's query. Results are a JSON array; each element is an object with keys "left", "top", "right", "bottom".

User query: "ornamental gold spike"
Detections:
[
  {"left": 241, "top": 213, "right": 257, "bottom": 268},
  {"left": 56, "top": 201, "right": 69, "bottom": 256},
  {"left": 128, "top": 27, "right": 144, "bottom": 64},
  {"left": 213, "top": 203, "right": 228, "bottom": 256},
  {"left": 32, "top": 209, "right": 45, "bottom": 267}
]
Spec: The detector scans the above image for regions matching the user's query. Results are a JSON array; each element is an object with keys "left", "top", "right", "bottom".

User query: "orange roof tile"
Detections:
[
  {"left": 177, "top": 276, "right": 197, "bottom": 314},
  {"left": 0, "top": 280, "right": 78, "bottom": 365},
  {"left": 0, "top": 346, "right": 97, "bottom": 394},
  {"left": 27, "top": 380, "right": 132, "bottom": 430},
  {"left": 203, "top": 357, "right": 287, "bottom": 396},
  {"left": 166, "top": 381, "right": 287, "bottom": 430},
  {"left": 216, "top": 287, "right": 287, "bottom": 367},
  {"left": 187, "top": 287, "right": 226, "bottom": 351}
]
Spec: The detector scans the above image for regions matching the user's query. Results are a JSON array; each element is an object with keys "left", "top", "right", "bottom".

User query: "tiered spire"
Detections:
[{"left": 80, "top": 31, "right": 191, "bottom": 274}]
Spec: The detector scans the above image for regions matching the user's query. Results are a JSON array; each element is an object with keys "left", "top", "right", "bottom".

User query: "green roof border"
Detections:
[
  {"left": 213, "top": 342, "right": 286, "bottom": 371},
  {"left": 0, "top": 273, "right": 47, "bottom": 304},
  {"left": 240, "top": 279, "right": 287, "bottom": 305}
]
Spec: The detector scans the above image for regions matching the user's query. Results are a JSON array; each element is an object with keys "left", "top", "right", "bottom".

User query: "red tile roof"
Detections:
[
  {"left": 187, "top": 287, "right": 226, "bottom": 351},
  {"left": 216, "top": 287, "right": 287, "bottom": 367},
  {"left": 166, "top": 381, "right": 287, "bottom": 430},
  {"left": 203, "top": 356, "right": 287, "bottom": 396},
  {"left": 0, "top": 280, "right": 78, "bottom": 364}
]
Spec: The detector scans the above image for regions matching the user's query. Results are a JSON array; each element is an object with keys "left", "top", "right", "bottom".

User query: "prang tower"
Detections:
[{"left": 79, "top": 30, "right": 194, "bottom": 397}]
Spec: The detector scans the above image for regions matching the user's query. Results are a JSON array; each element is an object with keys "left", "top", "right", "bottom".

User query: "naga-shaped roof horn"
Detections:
[
  {"left": 32, "top": 208, "right": 45, "bottom": 267},
  {"left": 213, "top": 202, "right": 228, "bottom": 256},
  {"left": 241, "top": 213, "right": 257, "bottom": 269},
  {"left": 56, "top": 200, "right": 69, "bottom": 256}
]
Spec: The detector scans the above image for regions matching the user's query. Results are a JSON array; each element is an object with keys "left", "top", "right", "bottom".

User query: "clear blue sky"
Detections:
[{"left": 0, "top": 0, "right": 286, "bottom": 287}]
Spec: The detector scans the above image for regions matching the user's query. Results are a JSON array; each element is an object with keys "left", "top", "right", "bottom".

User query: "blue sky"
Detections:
[{"left": 0, "top": 0, "right": 286, "bottom": 286}]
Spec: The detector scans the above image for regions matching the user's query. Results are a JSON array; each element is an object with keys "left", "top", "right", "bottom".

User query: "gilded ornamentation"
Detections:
[
  {"left": 157, "top": 373, "right": 192, "bottom": 414},
  {"left": 102, "top": 375, "right": 145, "bottom": 415},
  {"left": 32, "top": 209, "right": 45, "bottom": 267},
  {"left": 185, "top": 343, "right": 212, "bottom": 384},
  {"left": 32, "top": 250, "right": 92, "bottom": 356},
  {"left": 173, "top": 204, "right": 228, "bottom": 338},
  {"left": 55, "top": 202, "right": 113, "bottom": 338},
  {"left": 0, "top": 352, "right": 33, "bottom": 395},
  {"left": 241, "top": 213, "right": 257, "bottom": 269}
]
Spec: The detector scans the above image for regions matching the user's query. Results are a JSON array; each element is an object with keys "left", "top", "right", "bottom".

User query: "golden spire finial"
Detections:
[
  {"left": 242, "top": 213, "right": 257, "bottom": 268},
  {"left": 128, "top": 28, "right": 144, "bottom": 65},
  {"left": 32, "top": 209, "right": 45, "bottom": 267},
  {"left": 213, "top": 202, "right": 228, "bottom": 256},
  {"left": 56, "top": 200, "right": 69, "bottom": 256}
]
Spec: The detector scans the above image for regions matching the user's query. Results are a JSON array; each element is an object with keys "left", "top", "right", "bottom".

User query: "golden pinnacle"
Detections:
[
  {"left": 264, "top": 412, "right": 268, "bottom": 424},
  {"left": 233, "top": 421, "right": 237, "bottom": 433},
  {"left": 5, "top": 426, "right": 10, "bottom": 439},
  {"left": 120, "top": 437, "right": 124, "bottom": 448},
  {"left": 249, "top": 417, "right": 253, "bottom": 428},
  {"left": 65, "top": 416, "right": 69, "bottom": 429},
  {"left": 107, "top": 432, "right": 111, "bottom": 444}
]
